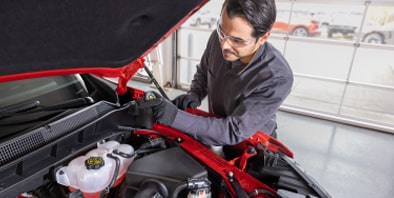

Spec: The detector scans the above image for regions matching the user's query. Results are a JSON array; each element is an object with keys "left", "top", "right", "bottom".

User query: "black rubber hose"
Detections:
[
  {"left": 100, "top": 154, "right": 120, "bottom": 198},
  {"left": 139, "top": 137, "right": 166, "bottom": 149},
  {"left": 171, "top": 182, "right": 188, "bottom": 198}
]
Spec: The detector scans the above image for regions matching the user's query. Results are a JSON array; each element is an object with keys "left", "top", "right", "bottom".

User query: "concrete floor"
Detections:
[
  {"left": 128, "top": 80, "right": 394, "bottom": 198},
  {"left": 277, "top": 111, "right": 394, "bottom": 198}
]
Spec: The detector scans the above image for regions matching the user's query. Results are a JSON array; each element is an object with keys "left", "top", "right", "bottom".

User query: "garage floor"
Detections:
[
  {"left": 276, "top": 111, "right": 394, "bottom": 198},
  {"left": 128, "top": 80, "right": 394, "bottom": 198}
]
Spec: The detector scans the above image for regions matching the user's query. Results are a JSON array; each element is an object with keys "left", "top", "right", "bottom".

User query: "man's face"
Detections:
[{"left": 218, "top": 10, "right": 268, "bottom": 63}]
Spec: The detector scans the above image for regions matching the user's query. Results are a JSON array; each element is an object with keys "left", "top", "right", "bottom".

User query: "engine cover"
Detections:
[{"left": 123, "top": 147, "right": 208, "bottom": 196}]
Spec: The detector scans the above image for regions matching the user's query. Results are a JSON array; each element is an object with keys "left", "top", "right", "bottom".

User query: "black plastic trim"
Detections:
[{"left": 0, "top": 101, "right": 135, "bottom": 197}]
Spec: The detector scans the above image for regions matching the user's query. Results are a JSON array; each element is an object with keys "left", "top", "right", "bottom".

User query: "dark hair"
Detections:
[{"left": 224, "top": 0, "right": 276, "bottom": 38}]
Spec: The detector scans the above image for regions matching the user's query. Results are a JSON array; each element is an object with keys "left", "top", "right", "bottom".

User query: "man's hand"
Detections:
[
  {"left": 172, "top": 94, "right": 200, "bottom": 110},
  {"left": 138, "top": 92, "right": 178, "bottom": 126}
]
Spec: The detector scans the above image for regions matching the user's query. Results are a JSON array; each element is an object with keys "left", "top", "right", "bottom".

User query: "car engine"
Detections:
[{"left": 0, "top": 82, "right": 330, "bottom": 198}]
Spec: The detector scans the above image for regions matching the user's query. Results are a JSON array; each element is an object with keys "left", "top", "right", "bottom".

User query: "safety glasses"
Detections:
[{"left": 216, "top": 20, "right": 256, "bottom": 47}]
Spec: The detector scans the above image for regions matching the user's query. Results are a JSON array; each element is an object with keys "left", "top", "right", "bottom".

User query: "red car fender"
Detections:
[
  {"left": 149, "top": 124, "right": 276, "bottom": 197},
  {"left": 187, "top": 108, "right": 294, "bottom": 158}
]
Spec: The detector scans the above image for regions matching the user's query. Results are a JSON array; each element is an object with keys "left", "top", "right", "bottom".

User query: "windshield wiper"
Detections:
[
  {"left": 0, "top": 100, "right": 40, "bottom": 118},
  {"left": 44, "top": 97, "right": 94, "bottom": 110},
  {"left": 0, "top": 97, "right": 94, "bottom": 119}
]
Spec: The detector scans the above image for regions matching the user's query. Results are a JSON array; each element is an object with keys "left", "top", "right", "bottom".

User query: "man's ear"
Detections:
[{"left": 257, "top": 32, "right": 270, "bottom": 45}]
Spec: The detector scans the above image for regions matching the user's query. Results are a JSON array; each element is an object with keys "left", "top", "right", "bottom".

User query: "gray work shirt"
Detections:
[{"left": 171, "top": 31, "right": 293, "bottom": 145}]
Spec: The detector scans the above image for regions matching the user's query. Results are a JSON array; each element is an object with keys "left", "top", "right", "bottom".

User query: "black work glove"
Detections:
[
  {"left": 138, "top": 93, "right": 178, "bottom": 126},
  {"left": 172, "top": 93, "right": 201, "bottom": 110}
]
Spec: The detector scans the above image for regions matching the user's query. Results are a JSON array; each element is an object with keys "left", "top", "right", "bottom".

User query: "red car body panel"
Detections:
[{"left": 1, "top": 1, "right": 330, "bottom": 197}]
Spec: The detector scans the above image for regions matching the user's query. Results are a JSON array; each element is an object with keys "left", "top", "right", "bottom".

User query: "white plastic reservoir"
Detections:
[{"left": 55, "top": 140, "right": 134, "bottom": 197}]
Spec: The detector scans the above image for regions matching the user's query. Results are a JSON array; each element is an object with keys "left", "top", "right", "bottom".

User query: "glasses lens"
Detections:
[
  {"left": 216, "top": 22, "right": 252, "bottom": 47},
  {"left": 231, "top": 38, "right": 249, "bottom": 47},
  {"left": 217, "top": 25, "right": 225, "bottom": 41}
]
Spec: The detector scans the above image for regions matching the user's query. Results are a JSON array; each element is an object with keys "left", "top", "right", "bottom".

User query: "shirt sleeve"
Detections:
[{"left": 171, "top": 76, "right": 293, "bottom": 145}]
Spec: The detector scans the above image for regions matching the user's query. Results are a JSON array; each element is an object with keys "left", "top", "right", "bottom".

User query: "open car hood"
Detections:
[{"left": 0, "top": 0, "right": 208, "bottom": 93}]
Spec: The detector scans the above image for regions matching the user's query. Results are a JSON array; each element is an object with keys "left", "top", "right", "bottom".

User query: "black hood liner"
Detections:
[{"left": 0, "top": 0, "right": 205, "bottom": 76}]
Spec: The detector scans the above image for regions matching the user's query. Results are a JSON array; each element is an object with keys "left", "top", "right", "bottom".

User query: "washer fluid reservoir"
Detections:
[{"left": 55, "top": 140, "right": 135, "bottom": 198}]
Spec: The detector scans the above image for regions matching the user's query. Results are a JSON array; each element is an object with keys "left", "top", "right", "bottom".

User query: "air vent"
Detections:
[{"left": 0, "top": 130, "right": 45, "bottom": 165}]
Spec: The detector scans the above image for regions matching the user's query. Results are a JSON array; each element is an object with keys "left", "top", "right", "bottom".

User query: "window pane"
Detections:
[
  {"left": 273, "top": 2, "right": 293, "bottom": 36},
  {"left": 360, "top": 6, "right": 394, "bottom": 46},
  {"left": 275, "top": 2, "right": 322, "bottom": 38},
  {"left": 285, "top": 41, "right": 354, "bottom": 80},
  {"left": 269, "top": 37, "right": 286, "bottom": 52},
  {"left": 351, "top": 46, "right": 394, "bottom": 86},
  {"left": 178, "top": 59, "right": 199, "bottom": 86},
  {"left": 304, "top": 4, "right": 364, "bottom": 41},
  {"left": 284, "top": 77, "right": 346, "bottom": 114},
  {"left": 341, "top": 84, "right": 394, "bottom": 125},
  {"left": 182, "top": 1, "right": 221, "bottom": 30},
  {"left": 178, "top": 29, "right": 212, "bottom": 59}
]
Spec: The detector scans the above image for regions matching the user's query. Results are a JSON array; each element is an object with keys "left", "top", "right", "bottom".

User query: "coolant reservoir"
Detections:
[{"left": 55, "top": 140, "right": 134, "bottom": 197}]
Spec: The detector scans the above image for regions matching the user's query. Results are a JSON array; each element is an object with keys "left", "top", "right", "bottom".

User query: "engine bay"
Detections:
[
  {"left": 0, "top": 76, "right": 330, "bottom": 198},
  {"left": 54, "top": 139, "right": 212, "bottom": 198}
]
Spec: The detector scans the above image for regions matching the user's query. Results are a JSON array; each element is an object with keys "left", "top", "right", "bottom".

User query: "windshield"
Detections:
[
  {"left": 0, "top": 75, "right": 91, "bottom": 139},
  {"left": 0, "top": 75, "right": 89, "bottom": 109}
]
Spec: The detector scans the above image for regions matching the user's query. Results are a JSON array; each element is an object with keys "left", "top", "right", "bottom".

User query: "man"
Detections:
[{"left": 140, "top": 0, "right": 293, "bottom": 145}]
